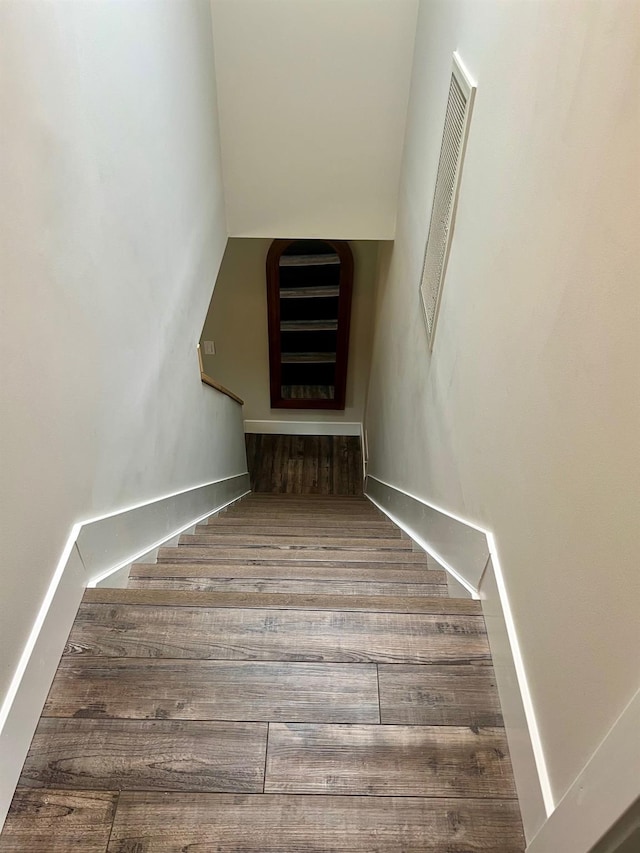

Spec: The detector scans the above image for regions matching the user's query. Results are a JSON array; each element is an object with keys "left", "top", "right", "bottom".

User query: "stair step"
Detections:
[
  {"left": 157, "top": 547, "right": 428, "bottom": 564},
  {"left": 129, "top": 562, "right": 445, "bottom": 584},
  {"left": 128, "top": 578, "right": 448, "bottom": 596},
  {"left": 179, "top": 533, "right": 411, "bottom": 550},
  {"left": 84, "top": 588, "right": 476, "bottom": 614},
  {"left": 230, "top": 498, "right": 376, "bottom": 508},
  {"left": 221, "top": 512, "right": 388, "bottom": 525},
  {"left": 199, "top": 522, "right": 401, "bottom": 538},
  {"left": 224, "top": 511, "right": 381, "bottom": 522},
  {"left": 66, "top": 601, "right": 490, "bottom": 663}
]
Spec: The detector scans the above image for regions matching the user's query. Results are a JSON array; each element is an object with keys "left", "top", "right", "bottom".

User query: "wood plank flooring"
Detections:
[
  {"left": 0, "top": 493, "right": 524, "bottom": 851},
  {"left": 245, "top": 433, "right": 363, "bottom": 494}
]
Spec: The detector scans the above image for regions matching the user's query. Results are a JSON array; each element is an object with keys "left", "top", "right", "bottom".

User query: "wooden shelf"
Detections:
[
  {"left": 279, "top": 254, "right": 340, "bottom": 267},
  {"left": 281, "top": 320, "right": 338, "bottom": 332},
  {"left": 281, "top": 352, "right": 337, "bottom": 364},
  {"left": 282, "top": 384, "right": 335, "bottom": 400},
  {"left": 280, "top": 285, "right": 340, "bottom": 299}
]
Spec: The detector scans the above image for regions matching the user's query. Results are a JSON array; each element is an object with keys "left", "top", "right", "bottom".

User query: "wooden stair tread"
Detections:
[
  {"left": 129, "top": 562, "right": 446, "bottom": 583},
  {"left": 66, "top": 604, "right": 491, "bottom": 663},
  {"left": 199, "top": 522, "right": 401, "bottom": 538},
  {"left": 210, "top": 514, "right": 394, "bottom": 526},
  {"left": 157, "top": 547, "right": 428, "bottom": 564},
  {"left": 83, "top": 588, "right": 479, "bottom": 614},
  {"left": 127, "top": 578, "right": 449, "bottom": 596},
  {"left": 179, "top": 533, "right": 411, "bottom": 550}
]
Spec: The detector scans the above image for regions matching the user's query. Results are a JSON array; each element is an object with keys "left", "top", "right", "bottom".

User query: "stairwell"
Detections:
[{"left": 0, "top": 491, "right": 525, "bottom": 850}]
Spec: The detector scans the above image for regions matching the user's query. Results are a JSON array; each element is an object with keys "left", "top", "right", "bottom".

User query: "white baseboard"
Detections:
[
  {"left": 0, "top": 544, "right": 86, "bottom": 829},
  {"left": 244, "top": 419, "right": 362, "bottom": 436},
  {"left": 526, "top": 687, "right": 640, "bottom": 853},
  {"left": 479, "top": 557, "right": 548, "bottom": 840},
  {"left": 0, "top": 471, "right": 249, "bottom": 830},
  {"left": 365, "top": 475, "right": 488, "bottom": 592},
  {"left": 364, "top": 473, "right": 550, "bottom": 842}
]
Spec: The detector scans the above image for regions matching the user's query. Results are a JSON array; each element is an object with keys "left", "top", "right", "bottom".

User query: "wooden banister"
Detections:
[{"left": 197, "top": 345, "right": 244, "bottom": 405}]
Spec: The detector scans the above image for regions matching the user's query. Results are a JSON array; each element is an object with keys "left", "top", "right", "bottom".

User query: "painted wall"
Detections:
[
  {"left": 0, "top": 0, "right": 246, "bottom": 774},
  {"left": 200, "top": 238, "right": 380, "bottom": 426},
  {"left": 210, "top": 0, "right": 418, "bottom": 239},
  {"left": 365, "top": 0, "right": 639, "bottom": 832}
]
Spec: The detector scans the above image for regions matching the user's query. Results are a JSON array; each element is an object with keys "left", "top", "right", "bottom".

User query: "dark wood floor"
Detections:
[
  {"left": 245, "top": 433, "right": 363, "bottom": 494},
  {"left": 0, "top": 495, "right": 524, "bottom": 851}
]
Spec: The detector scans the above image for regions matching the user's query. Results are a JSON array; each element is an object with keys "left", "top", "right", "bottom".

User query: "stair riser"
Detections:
[
  {"left": 200, "top": 523, "right": 401, "bottom": 538},
  {"left": 179, "top": 534, "right": 411, "bottom": 550},
  {"left": 129, "top": 563, "right": 445, "bottom": 584},
  {"left": 157, "top": 548, "right": 428, "bottom": 564},
  {"left": 127, "top": 579, "right": 449, "bottom": 596}
]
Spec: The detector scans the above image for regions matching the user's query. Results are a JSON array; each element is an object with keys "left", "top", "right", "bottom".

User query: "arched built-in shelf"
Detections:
[{"left": 266, "top": 239, "right": 354, "bottom": 410}]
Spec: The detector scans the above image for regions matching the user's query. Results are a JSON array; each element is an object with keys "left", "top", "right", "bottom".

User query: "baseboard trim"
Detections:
[
  {"left": 244, "top": 419, "right": 361, "bottom": 436},
  {"left": 364, "top": 473, "right": 552, "bottom": 841},
  {"left": 365, "top": 475, "right": 489, "bottom": 590},
  {"left": 526, "top": 687, "right": 640, "bottom": 853},
  {"left": 0, "top": 471, "right": 249, "bottom": 830},
  {"left": 479, "top": 556, "right": 548, "bottom": 839}
]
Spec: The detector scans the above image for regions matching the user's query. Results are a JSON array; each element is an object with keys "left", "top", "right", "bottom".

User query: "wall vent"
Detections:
[{"left": 420, "top": 52, "right": 476, "bottom": 347}]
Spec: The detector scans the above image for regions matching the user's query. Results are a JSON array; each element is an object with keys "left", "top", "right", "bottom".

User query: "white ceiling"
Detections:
[{"left": 211, "top": 0, "right": 418, "bottom": 239}]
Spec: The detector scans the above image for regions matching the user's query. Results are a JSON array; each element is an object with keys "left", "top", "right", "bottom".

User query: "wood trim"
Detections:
[{"left": 197, "top": 345, "right": 244, "bottom": 405}]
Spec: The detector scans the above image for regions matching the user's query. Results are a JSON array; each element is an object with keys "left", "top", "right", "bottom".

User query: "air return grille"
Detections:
[{"left": 420, "top": 52, "right": 476, "bottom": 346}]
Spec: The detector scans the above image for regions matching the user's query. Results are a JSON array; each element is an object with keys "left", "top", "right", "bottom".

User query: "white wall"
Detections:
[
  {"left": 364, "top": 0, "right": 639, "bottom": 841},
  {"left": 0, "top": 0, "right": 246, "bottom": 813},
  {"left": 200, "top": 238, "right": 379, "bottom": 426},
  {"left": 211, "top": 0, "right": 417, "bottom": 239}
]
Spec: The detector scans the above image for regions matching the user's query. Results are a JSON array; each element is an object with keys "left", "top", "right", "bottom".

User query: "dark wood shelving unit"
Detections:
[{"left": 266, "top": 239, "right": 354, "bottom": 410}]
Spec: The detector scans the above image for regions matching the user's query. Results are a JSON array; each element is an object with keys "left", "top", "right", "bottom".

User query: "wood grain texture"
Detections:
[
  {"left": 65, "top": 605, "right": 491, "bottom": 663},
  {"left": 212, "top": 512, "right": 392, "bottom": 526},
  {"left": 265, "top": 724, "right": 517, "bottom": 798},
  {"left": 127, "top": 577, "right": 449, "bottom": 596},
  {"left": 157, "top": 546, "right": 428, "bottom": 564},
  {"left": 129, "top": 562, "right": 445, "bottom": 584},
  {"left": 378, "top": 663, "right": 503, "bottom": 726},
  {"left": 44, "top": 660, "right": 380, "bottom": 724},
  {"left": 82, "top": 588, "right": 479, "bottom": 614},
  {"left": 20, "top": 719, "right": 267, "bottom": 793},
  {"left": 201, "top": 521, "right": 399, "bottom": 536},
  {"left": 0, "top": 789, "right": 117, "bottom": 852},
  {"left": 246, "top": 434, "right": 362, "bottom": 492},
  {"left": 179, "top": 533, "right": 410, "bottom": 550},
  {"left": 107, "top": 792, "right": 525, "bottom": 852}
]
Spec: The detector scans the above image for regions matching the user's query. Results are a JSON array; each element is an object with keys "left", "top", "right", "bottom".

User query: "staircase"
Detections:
[{"left": 0, "top": 493, "right": 525, "bottom": 851}]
